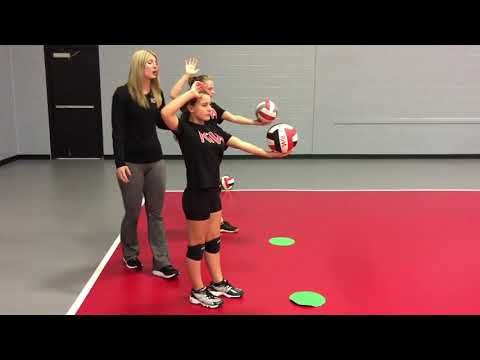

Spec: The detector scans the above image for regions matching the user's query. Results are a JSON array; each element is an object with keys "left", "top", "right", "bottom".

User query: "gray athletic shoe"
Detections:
[
  {"left": 189, "top": 287, "right": 223, "bottom": 308},
  {"left": 207, "top": 279, "right": 244, "bottom": 298}
]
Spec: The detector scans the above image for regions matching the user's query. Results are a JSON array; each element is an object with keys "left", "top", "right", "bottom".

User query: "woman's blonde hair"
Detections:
[{"left": 127, "top": 49, "right": 163, "bottom": 109}]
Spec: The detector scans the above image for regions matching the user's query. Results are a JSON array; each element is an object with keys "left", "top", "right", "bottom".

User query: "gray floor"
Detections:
[{"left": 1, "top": 158, "right": 480, "bottom": 314}]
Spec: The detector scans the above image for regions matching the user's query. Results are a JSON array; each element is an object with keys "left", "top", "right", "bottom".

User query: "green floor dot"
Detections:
[
  {"left": 289, "top": 291, "right": 326, "bottom": 307},
  {"left": 269, "top": 237, "right": 295, "bottom": 246}
]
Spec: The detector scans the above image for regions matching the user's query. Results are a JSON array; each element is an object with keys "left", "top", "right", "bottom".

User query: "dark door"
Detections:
[{"left": 44, "top": 45, "right": 103, "bottom": 158}]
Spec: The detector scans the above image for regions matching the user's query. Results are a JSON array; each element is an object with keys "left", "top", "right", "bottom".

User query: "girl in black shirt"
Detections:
[
  {"left": 161, "top": 82, "right": 290, "bottom": 308},
  {"left": 111, "top": 49, "right": 179, "bottom": 279},
  {"left": 170, "top": 58, "right": 268, "bottom": 234}
]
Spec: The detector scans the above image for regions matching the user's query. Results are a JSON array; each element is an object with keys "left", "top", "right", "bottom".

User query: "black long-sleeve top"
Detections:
[{"left": 111, "top": 84, "right": 168, "bottom": 168}]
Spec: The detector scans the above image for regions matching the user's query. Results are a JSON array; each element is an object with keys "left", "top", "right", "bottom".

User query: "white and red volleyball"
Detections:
[
  {"left": 220, "top": 175, "right": 235, "bottom": 191},
  {"left": 266, "top": 123, "right": 298, "bottom": 153},
  {"left": 255, "top": 98, "right": 278, "bottom": 124}
]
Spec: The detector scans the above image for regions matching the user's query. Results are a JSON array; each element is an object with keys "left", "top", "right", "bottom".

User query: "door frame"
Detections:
[{"left": 44, "top": 45, "right": 104, "bottom": 159}]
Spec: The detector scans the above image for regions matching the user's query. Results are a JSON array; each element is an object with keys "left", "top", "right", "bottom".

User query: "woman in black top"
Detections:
[
  {"left": 170, "top": 58, "right": 268, "bottom": 234},
  {"left": 161, "top": 82, "right": 290, "bottom": 308},
  {"left": 111, "top": 49, "right": 179, "bottom": 279}
]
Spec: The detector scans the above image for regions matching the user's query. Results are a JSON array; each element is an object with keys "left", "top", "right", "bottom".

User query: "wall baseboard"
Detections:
[
  {"left": 0, "top": 154, "right": 50, "bottom": 168},
  {"left": 0, "top": 155, "right": 18, "bottom": 167},
  {"left": 17, "top": 155, "right": 51, "bottom": 160}
]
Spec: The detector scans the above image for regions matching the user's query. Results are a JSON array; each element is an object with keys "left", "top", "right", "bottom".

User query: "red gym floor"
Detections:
[{"left": 76, "top": 190, "right": 480, "bottom": 315}]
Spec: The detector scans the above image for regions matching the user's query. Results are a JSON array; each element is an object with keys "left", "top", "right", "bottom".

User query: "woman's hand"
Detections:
[{"left": 116, "top": 165, "right": 132, "bottom": 183}]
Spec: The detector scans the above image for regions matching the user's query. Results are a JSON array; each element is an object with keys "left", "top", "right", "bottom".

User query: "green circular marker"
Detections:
[
  {"left": 289, "top": 291, "right": 326, "bottom": 307},
  {"left": 269, "top": 237, "right": 295, "bottom": 246}
]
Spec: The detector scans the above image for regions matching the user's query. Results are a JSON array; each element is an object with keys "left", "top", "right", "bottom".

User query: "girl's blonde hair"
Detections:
[
  {"left": 127, "top": 49, "right": 163, "bottom": 109},
  {"left": 188, "top": 74, "right": 211, "bottom": 87}
]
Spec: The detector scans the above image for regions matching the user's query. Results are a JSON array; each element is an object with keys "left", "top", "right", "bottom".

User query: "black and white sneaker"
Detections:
[
  {"left": 207, "top": 279, "right": 244, "bottom": 298},
  {"left": 152, "top": 265, "right": 179, "bottom": 279},
  {"left": 123, "top": 257, "right": 143, "bottom": 270},
  {"left": 220, "top": 220, "right": 239, "bottom": 233},
  {"left": 189, "top": 287, "right": 223, "bottom": 308}
]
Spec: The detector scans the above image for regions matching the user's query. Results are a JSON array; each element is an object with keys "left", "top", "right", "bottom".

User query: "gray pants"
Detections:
[{"left": 117, "top": 160, "right": 170, "bottom": 269}]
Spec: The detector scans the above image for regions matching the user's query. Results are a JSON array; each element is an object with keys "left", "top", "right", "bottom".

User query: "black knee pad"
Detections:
[
  {"left": 186, "top": 243, "right": 205, "bottom": 261},
  {"left": 205, "top": 237, "right": 221, "bottom": 254}
]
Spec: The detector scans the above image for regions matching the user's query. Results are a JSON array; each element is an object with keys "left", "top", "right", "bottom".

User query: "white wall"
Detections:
[
  {"left": 0, "top": 46, "right": 17, "bottom": 161},
  {"left": 99, "top": 45, "right": 315, "bottom": 155},
  {"left": 314, "top": 45, "right": 480, "bottom": 154},
  {"left": 10, "top": 45, "right": 50, "bottom": 155},
  {"left": 6, "top": 45, "right": 480, "bottom": 157}
]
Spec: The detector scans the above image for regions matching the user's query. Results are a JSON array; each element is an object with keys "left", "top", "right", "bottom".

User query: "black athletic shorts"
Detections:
[{"left": 182, "top": 188, "right": 222, "bottom": 221}]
